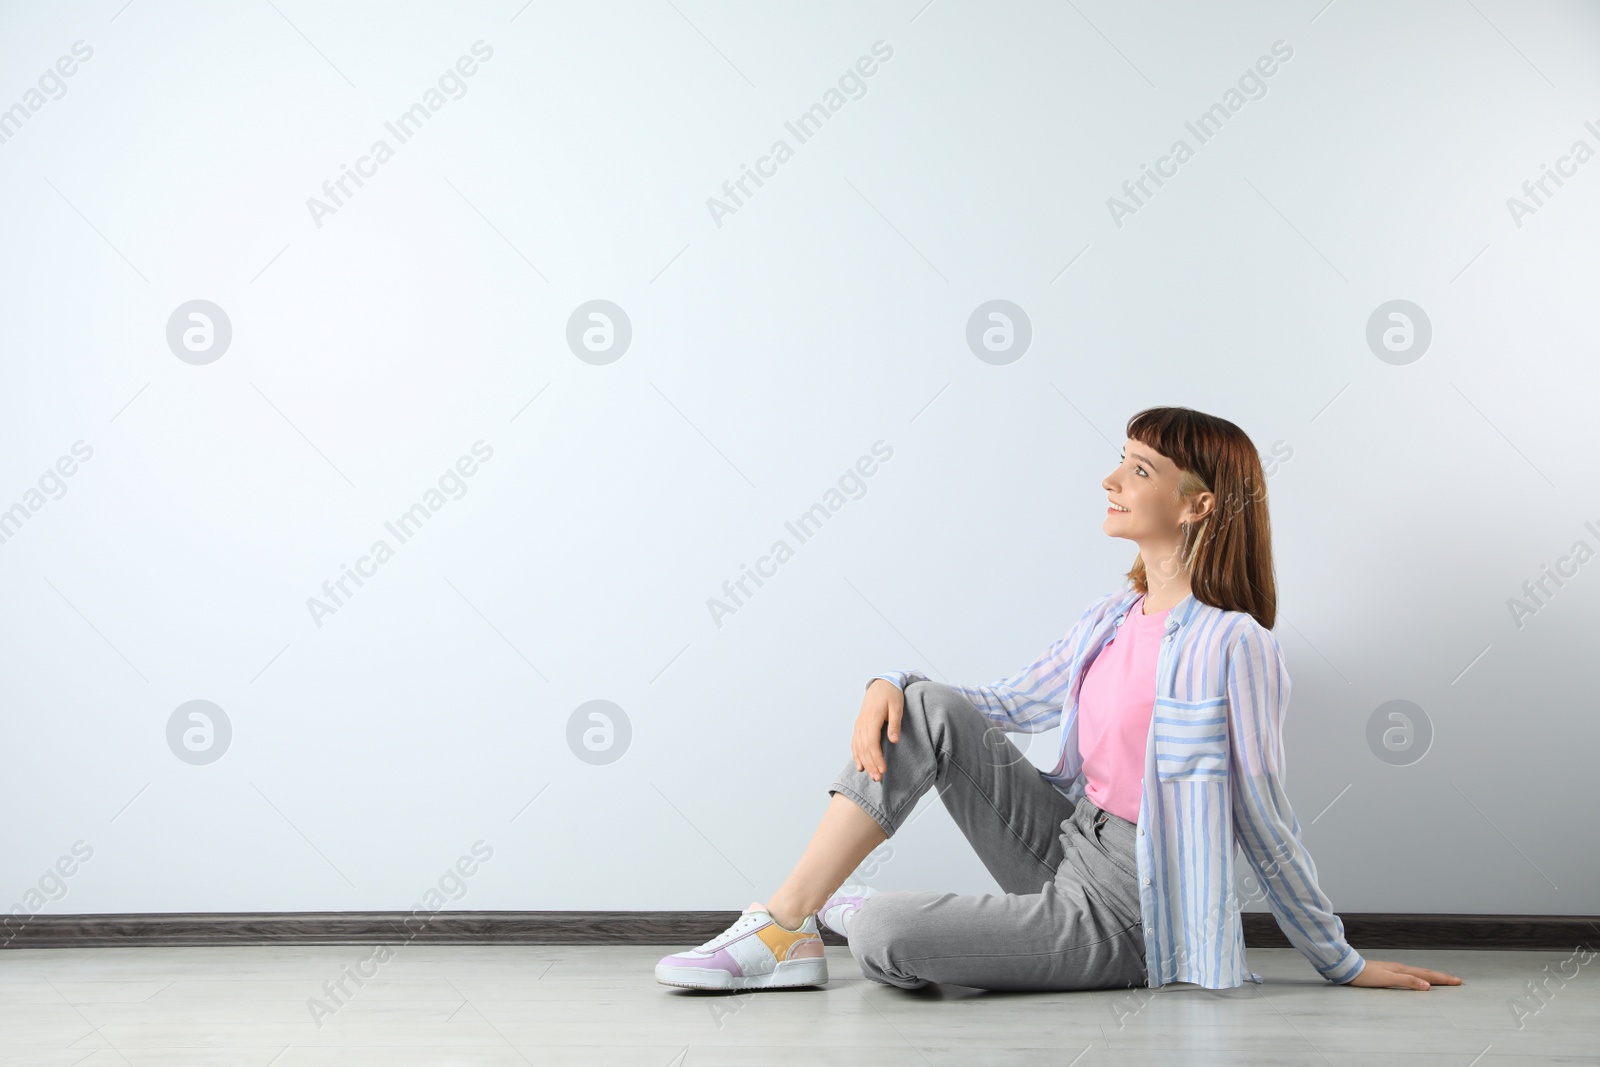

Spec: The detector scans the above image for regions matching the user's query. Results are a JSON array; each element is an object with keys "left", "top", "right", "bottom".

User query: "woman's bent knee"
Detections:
[
  {"left": 847, "top": 897, "right": 929, "bottom": 990},
  {"left": 848, "top": 895, "right": 890, "bottom": 944},
  {"left": 901, "top": 681, "right": 966, "bottom": 735},
  {"left": 903, "top": 681, "right": 997, "bottom": 759},
  {"left": 845, "top": 895, "right": 903, "bottom": 968}
]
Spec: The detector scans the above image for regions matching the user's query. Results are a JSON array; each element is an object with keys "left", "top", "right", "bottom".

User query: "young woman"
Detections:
[{"left": 656, "top": 406, "right": 1462, "bottom": 994}]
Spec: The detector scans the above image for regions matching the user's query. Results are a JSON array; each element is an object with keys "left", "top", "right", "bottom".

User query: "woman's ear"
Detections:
[{"left": 1187, "top": 491, "right": 1217, "bottom": 524}]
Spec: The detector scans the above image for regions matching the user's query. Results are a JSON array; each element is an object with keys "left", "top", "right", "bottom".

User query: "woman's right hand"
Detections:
[{"left": 853, "top": 679, "right": 905, "bottom": 782}]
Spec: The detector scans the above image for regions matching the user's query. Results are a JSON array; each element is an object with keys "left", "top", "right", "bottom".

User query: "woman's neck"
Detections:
[{"left": 1141, "top": 577, "right": 1190, "bottom": 615}]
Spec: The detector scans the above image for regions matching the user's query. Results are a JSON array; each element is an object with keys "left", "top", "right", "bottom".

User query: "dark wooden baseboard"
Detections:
[
  {"left": 4, "top": 911, "right": 1597, "bottom": 951},
  {"left": 1241, "top": 913, "right": 1600, "bottom": 951}
]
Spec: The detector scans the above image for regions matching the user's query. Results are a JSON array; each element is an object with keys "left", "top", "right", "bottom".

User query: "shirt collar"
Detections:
[{"left": 1113, "top": 587, "right": 1199, "bottom": 636}]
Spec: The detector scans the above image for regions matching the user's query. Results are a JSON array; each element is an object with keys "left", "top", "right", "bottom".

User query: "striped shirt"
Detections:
[{"left": 870, "top": 579, "right": 1366, "bottom": 989}]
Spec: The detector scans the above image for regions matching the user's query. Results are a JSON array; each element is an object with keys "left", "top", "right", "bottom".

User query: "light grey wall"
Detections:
[{"left": 2, "top": 0, "right": 1596, "bottom": 922}]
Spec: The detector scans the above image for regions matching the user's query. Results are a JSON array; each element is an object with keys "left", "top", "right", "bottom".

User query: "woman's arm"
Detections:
[
  {"left": 867, "top": 591, "right": 1118, "bottom": 734},
  {"left": 866, "top": 638, "right": 1068, "bottom": 734},
  {"left": 1225, "top": 624, "right": 1461, "bottom": 990}
]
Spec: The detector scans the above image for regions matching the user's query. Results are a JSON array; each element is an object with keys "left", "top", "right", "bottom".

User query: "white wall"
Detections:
[{"left": 2, "top": 0, "right": 1597, "bottom": 921}]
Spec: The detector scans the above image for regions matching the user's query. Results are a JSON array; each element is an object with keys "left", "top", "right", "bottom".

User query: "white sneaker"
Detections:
[
  {"left": 655, "top": 902, "right": 827, "bottom": 991},
  {"left": 818, "top": 882, "right": 879, "bottom": 938}
]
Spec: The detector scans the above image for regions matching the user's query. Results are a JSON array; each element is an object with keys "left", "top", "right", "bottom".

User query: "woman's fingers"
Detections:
[
  {"left": 1350, "top": 959, "right": 1463, "bottom": 989},
  {"left": 851, "top": 701, "right": 893, "bottom": 780},
  {"left": 852, "top": 731, "right": 879, "bottom": 780},
  {"left": 1382, "top": 960, "right": 1460, "bottom": 984}
]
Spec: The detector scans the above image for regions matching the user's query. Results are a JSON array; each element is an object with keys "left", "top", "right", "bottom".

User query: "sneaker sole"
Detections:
[{"left": 655, "top": 956, "right": 828, "bottom": 991}]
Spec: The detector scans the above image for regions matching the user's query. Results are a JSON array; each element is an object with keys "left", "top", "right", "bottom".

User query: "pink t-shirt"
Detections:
[{"left": 1077, "top": 592, "right": 1169, "bottom": 824}]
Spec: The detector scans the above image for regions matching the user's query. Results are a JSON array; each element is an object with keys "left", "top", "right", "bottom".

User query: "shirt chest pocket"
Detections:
[{"left": 1153, "top": 696, "right": 1229, "bottom": 783}]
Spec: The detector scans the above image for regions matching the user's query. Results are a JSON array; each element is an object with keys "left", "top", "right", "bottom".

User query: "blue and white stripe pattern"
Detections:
[{"left": 870, "top": 578, "right": 1366, "bottom": 989}]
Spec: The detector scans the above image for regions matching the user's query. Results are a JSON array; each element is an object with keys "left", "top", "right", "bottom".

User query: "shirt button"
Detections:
[{"left": 1142, "top": 878, "right": 1152, "bottom": 886}]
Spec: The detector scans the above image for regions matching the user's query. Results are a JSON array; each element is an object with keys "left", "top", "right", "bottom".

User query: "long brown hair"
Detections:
[{"left": 1122, "top": 406, "right": 1276, "bottom": 629}]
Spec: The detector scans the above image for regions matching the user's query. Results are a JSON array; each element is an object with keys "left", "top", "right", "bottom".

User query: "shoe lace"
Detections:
[{"left": 697, "top": 911, "right": 764, "bottom": 951}]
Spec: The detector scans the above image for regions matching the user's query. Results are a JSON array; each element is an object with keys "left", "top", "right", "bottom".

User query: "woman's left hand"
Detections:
[{"left": 1345, "top": 958, "right": 1463, "bottom": 989}]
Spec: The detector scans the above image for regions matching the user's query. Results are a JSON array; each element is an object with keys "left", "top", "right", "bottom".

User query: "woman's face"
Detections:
[{"left": 1101, "top": 438, "right": 1213, "bottom": 561}]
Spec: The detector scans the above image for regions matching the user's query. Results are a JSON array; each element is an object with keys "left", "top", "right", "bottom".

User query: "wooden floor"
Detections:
[{"left": 1, "top": 943, "right": 1595, "bottom": 1065}]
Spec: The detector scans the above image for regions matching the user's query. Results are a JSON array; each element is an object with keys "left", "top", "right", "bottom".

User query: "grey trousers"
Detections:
[{"left": 827, "top": 679, "right": 1148, "bottom": 992}]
